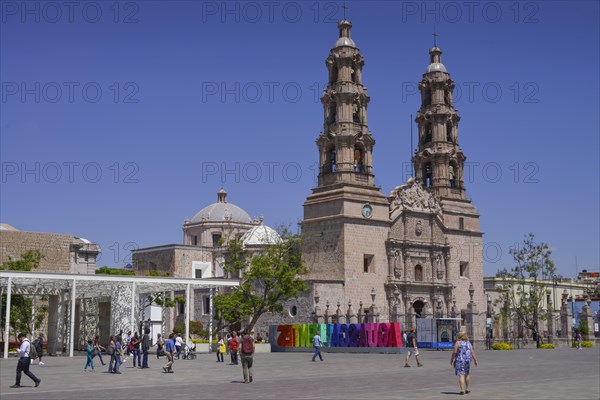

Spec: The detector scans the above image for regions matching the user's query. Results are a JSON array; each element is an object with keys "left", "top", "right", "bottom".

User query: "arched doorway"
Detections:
[{"left": 413, "top": 300, "right": 424, "bottom": 318}]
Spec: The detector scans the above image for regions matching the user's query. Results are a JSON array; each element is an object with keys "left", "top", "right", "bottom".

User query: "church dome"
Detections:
[
  {"left": 427, "top": 62, "right": 447, "bottom": 73},
  {"left": 334, "top": 37, "right": 356, "bottom": 48},
  {"left": 241, "top": 223, "right": 282, "bottom": 246},
  {"left": 190, "top": 189, "right": 252, "bottom": 224}
]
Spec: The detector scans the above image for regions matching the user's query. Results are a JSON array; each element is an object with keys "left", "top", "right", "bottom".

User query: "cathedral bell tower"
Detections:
[
  {"left": 301, "top": 18, "right": 390, "bottom": 318},
  {"left": 413, "top": 42, "right": 466, "bottom": 199}
]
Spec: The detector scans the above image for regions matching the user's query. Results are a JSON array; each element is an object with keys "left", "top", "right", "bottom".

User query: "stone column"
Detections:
[
  {"left": 560, "top": 290, "right": 572, "bottom": 339},
  {"left": 580, "top": 298, "right": 594, "bottom": 341},
  {"left": 347, "top": 301, "right": 357, "bottom": 324}
]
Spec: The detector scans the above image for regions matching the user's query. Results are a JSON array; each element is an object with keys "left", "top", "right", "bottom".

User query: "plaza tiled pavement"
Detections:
[{"left": 1, "top": 347, "right": 598, "bottom": 399}]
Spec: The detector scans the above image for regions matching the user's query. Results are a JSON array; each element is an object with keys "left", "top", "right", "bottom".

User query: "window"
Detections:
[
  {"left": 449, "top": 162, "right": 458, "bottom": 188},
  {"left": 460, "top": 262, "right": 469, "bottom": 278},
  {"left": 424, "top": 163, "right": 433, "bottom": 188},
  {"left": 212, "top": 233, "right": 222, "bottom": 247},
  {"left": 423, "top": 89, "right": 431, "bottom": 106},
  {"left": 459, "top": 217, "right": 464, "bottom": 230},
  {"left": 354, "top": 147, "right": 364, "bottom": 172},
  {"left": 414, "top": 265, "right": 423, "bottom": 281},
  {"left": 423, "top": 124, "right": 432, "bottom": 144},
  {"left": 289, "top": 305, "right": 298, "bottom": 317},
  {"left": 195, "top": 269, "right": 202, "bottom": 279},
  {"left": 192, "top": 235, "right": 198, "bottom": 246},
  {"left": 178, "top": 300, "right": 185, "bottom": 315},
  {"left": 352, "top": 102, "right": 361, "bottom": 123},
  {"left": 364, "top": 255, "right": 374, "bottom": 273},
  {"left": 203, "top": 296, "right": 210, "bottom": 315},
  {"left": 446, "top": 122, "right": 453, "bottom": 142}
]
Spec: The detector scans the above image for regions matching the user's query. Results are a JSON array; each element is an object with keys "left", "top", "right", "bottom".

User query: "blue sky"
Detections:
[{"left": 1, "top": 1, "right": 599, "bottom": 277}]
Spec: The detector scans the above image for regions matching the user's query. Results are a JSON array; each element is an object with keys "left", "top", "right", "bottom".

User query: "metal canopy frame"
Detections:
[{"left": 0, "top": 271, "right": 239, "bottom": 359}]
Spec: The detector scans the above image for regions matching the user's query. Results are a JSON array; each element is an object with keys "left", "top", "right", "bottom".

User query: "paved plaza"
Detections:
[{"left": 1, "top": 347, "right": 598, "bottom": 399}]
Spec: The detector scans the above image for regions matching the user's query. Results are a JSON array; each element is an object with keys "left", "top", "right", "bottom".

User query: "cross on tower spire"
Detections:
[
  {"left": 433, "top": 29, "right": 438, "bottom": 47},
  {"left": 342, "top": 1, "right": 348, "bottom": 20}
]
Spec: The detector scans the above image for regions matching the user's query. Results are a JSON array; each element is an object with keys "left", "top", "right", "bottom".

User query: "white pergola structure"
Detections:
[{"left": 0, "top": 271, "right": 238, "bottom": 359}]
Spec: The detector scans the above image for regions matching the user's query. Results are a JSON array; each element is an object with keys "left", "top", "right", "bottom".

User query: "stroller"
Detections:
[{"left": 181, "top": 342, "right": 197, "bottom": 360}]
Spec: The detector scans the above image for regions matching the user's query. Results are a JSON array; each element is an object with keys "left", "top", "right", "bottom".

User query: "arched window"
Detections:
[
  {"left": 353, "top": 102, "right": 361, "bottom": 123},
  {"left": 449, "top": 162, "right": 458, "bottom": 188},
  {"left": 423, "top": 123, "right": 432, "bottom": 144},
  {"left": 423, "top": 89, "right": 432, "bottom": 107},
  {"left": 414, "top": 264, "right": 423, "bottom": 281},
  {"left": 330, "top": 64, "right": 338, "bottom": 85},
  {"left": 413, "top": 300, "right": 424, "bottom": 318},
  {"left": 354, "top": 146, "right": 364, "bottom": 172},
  {"left": 446, "top": 122, "right": 453, "bottom": 142},
  {"left": 328, "top": 102, "right": 337, "bottom": 125},
  {"left": 423, "top": 163, "right": 433, "bottom": 188},
  {"left": 350, "top": 67, "right": 356, "bottom": 83},
  {"left": 325, "top": 147, "right": 337, "bottom": 173},
  {"left": 444, "top": 90, "right": 451, "bottom": 106}
]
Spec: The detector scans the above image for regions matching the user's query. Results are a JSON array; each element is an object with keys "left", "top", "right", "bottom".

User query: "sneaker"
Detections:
[
  {"left": 249, "top": 376, "right": 253, "bottom": 383},
  {"left": 10, "top": 384, "right": 21, "bottom": 388},
  {"left": 39, "top": 361, "right": 45, "bottom": 366},
  {"left": 404, "top": 364, "right": 411, "bottom": 368},
  {"left": 163, "top": 367, "right": 167, "bottom": 373},
  {"left": 35, "top": 380, "right": 41, "bottom": 387}
]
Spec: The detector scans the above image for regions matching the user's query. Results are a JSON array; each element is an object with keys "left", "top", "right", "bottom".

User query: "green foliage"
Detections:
[
  {"left": 95, "top": 266, "right": 135, "bottom": 275},
  {"left": 492, "top": 342, "right": 514, "bottom": 350},
  {"left": 148, "top": 270, "right": 170, "bottom": 277},
  {"left": 496, "top": 233, "right": 556, "bottom": 347},
  {"left": 189, "top": 321, "right": 203, "bottom": 335},
  {"left": 1, "top": 250, "right": 43, "bottom": 271},
  {"left": 539, "top": 343, "right": 556, "bottom": 349},
  {"left": 572, "top": 341, "right": 594, "bottom": 348},
  {"left": 214, "top": 227, "right": 308, "bottom": 332},
  {"left": 577, "top": 320, "right": 590, "bottom": 335}
]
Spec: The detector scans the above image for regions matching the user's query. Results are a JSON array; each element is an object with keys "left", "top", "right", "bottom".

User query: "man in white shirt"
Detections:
[
  {"left": 175, "top": 334, "right": 183, "bottom": 359},
  {"left": 10, "top": 333, "right": 41, "bottom": 388}
]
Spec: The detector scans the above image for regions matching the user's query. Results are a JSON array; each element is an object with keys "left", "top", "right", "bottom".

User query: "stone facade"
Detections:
[
  {"left": 299, "top": 20, "right": 486, "bottom": 339},
  {"left": 0, "top": 229, "right": 100, "bottom": 274}
]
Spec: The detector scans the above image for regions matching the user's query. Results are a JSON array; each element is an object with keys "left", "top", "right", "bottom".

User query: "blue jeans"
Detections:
[
  {"left": 312, "top": 346, "right": 323, "bottom": 361},
  {"left": 142, "top": 350, "right": 149, "bottom": 368},
  {"left": 133, "top": 349, "right": 141, "bottom": 367},
  {"left": 109, "top": 353, "right": 120, "bottom": 373}
]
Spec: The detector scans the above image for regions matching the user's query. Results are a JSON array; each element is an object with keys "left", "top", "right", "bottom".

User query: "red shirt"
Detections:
[{"left": 230, "top": 337, "right": 238, "bottom": 350}]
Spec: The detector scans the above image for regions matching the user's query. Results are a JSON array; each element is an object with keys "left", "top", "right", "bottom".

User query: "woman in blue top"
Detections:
[{"left": 450, "top": 332, "right": 478, "bottom": 395}]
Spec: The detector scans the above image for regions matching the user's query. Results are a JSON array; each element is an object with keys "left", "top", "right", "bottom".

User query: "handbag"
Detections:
[{"left": 219, "top": 344, "right": 226, "bottom": 353}]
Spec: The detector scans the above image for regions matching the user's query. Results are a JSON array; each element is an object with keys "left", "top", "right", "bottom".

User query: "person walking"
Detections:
[
  {"left": 125, "top": 331, "right": 133, "bottom": 356},
  {"left": 33, "top": 333, "right": 44, "bottom": 366},
  {"left": 84, "top": 339, "right": 96, "bottom": 372},
  {"left": 156, "top": 333, "right": 164, "bottom": 359},
  {"left": 112, "top": 337, "right": 123, "bottom": 374},
  {"left": 92, "top": 335, "right": 106, "bottom": 366},
  {"left": 10, "top": 333, "right": 41, "bottom": 388},
  {"left": 107, "top": 336, "right": 117, "bottom": 373},
  {"left": 216, "top": 335, "right": 225, "bottom": 362},
  {"left": 404, "top": 327, "right": 422, "bottom": 367},
  {"left": 175, "top": 333, "right": 183, "bottom": 359},
  {"left": 141, "top": 328, "right": 150, "bottom": 368},
  {"left": 575, "top": 330, "right": 582, "bottom": 349},
  {"left": 229, "top": 331, "right": 239, "bottom": 365},
  {"left": 163, "top": 333, "right": 175, "bottom": 373},
  {"left": 131, "top": 332, "right": 141, "bottom": 368},
  {"left": 450, "top": 332, "right": 478, "bottom": 395},
  {"left": 240, "top": 330, "right": 255, "bottom": 383},
  {"left": 311, "top": 331, "right": 324, "bottom": 362}
]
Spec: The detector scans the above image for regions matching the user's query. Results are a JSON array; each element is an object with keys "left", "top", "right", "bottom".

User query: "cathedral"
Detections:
[
  {"left": 299, "top": 18, "right": 485, "bottom": 338},
  {"left": 133, "top": 17, "right": 486, "bottom": 340}
]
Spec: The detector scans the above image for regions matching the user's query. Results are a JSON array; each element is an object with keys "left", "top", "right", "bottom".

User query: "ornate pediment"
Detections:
[{"left": 389, "top": 179, "right": 441, "bottom": 215}]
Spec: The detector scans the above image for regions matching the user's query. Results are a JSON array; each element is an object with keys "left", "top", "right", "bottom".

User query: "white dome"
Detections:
[
  {"left": 190, "top": 189, "right": 252, "bottom": 224},
  {"left": 334, "top": 37, "right": 356, "bottom": 48},
  {"left": 241, "top": 224, "right": 282, "bottom": 246},
  {"left": 427, "top": 62, "right": 447, "bottom": 73}
]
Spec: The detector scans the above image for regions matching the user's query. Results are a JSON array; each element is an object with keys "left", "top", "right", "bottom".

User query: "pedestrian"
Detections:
[
  {"left": 92, "top": 335, "right": 106, "bottom": 366},
  {"left": 240, "top": 330, "right": 255, "bottom": 383},
  {"left": 33, "top": 333, "right": 44, "bottom": 366},
  {"left": 229, "top": 331, "right": 239, "bottom": 365},
  {"left": 217, "top": 335, "right": 225, "bottom": 362},
  {"left": 175, "top": 333, "right": 183, "bottom": 359},
  {"left": 163, "top": 333, "right": 175, "bottom": 373},
  {"left": 311, "top": 331, "right": 324, "bottom": 362},
  {"left": 84, "top": 339, "right": 96, "bottom": 372},
  {"left": 141, "top": 328, "right": 150, "bottom": 368},
  {"left": 575, "top": 330, "right": 582, "bottom": 349},
  {"left": 450, "top": 332, "right": 478, "bottom": 395},
  {"left": 10, "top": 333, "right": 41, "bottom": 388},
  {"left": 226, "top": 332, "right": 232, "bottom": 355},
  {"left": 156, "top": 333, "right": 164, "bottom": 359},
  {"left": 112, "top": 337, "right": 123, "bottom": 374},
  {"left": 107, "top": 336, "right": 117, "bottom": 373},
  {"left": 404, "top": 327, "right": 422, "bottom": 367},
  {"left": 131, "top": 332, "right": 141, "bottom": 368}
]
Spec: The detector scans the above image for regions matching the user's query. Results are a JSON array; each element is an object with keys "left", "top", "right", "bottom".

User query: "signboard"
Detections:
[{"left": 417, "top": 318, "right": 460, "bottom": 349}]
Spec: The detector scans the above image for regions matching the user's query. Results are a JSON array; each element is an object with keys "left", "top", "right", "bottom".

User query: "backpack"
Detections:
[
  {"left": 29, "top": 340, "right": 38, "bottom": 359},
  {"left": 241, "top": 335, "right": 254, "bottom": 354}
]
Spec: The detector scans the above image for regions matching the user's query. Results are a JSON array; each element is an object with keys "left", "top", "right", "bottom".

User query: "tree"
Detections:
[
  {"left": 1, "top": 250, "right": 46, "bottom": 340},
  {"left": 496, "top": 233, "right": 556, "bottom": 348},
  {"left": 213, "top": 229, "right": 308, "bottom": 333}
]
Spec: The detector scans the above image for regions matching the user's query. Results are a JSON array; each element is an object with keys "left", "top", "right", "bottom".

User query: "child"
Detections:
[
  {"left": 217, "top": 335, "right": 225, "bottom": 362},
  {"left": 84, "top": 339, "right": 95, "bottom": 372}
]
